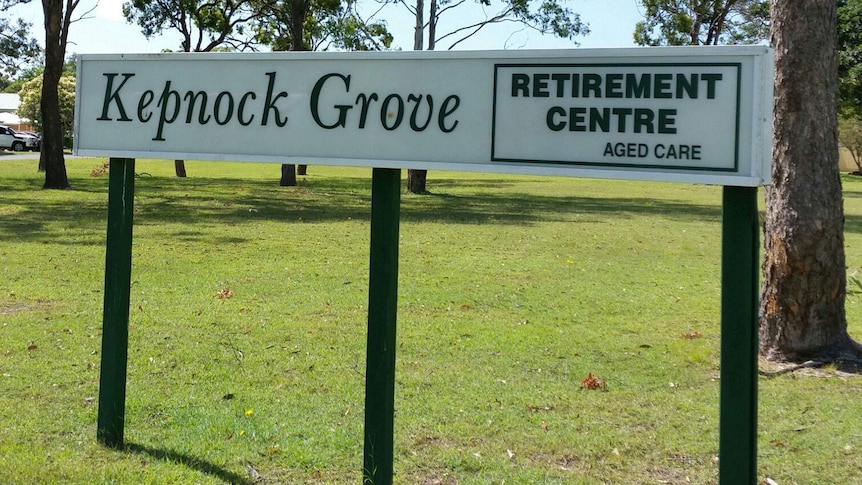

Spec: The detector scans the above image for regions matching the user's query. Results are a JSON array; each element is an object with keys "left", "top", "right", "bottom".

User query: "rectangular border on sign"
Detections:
[{"left": 490, "top": 62, "right": 743, "bottom": 173}]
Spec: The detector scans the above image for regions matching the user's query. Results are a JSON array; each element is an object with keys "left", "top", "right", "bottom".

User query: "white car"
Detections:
[{"left": 0, "top": 125, "right": 39, "bottom": 151}]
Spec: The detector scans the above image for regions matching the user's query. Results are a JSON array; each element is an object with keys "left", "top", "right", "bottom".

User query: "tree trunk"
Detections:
[
  {"left": 760, "top": 0, "right": 862, "bottom": 361},
  {"left": 277, "top": 0, "right": 308, "bottom": 187},
  {"left": 174, "top": 160, "right": 187, "bottom": 177},
  {"left": 281, "top": 164, "right": 297, "bottom": 186},
  {"left": 41, "top": 0, "right": 70, "bottom": 190},
  {"left": 406, "top": 0, "right": 430, "bottom": 195},
  {"left": 406, "top": 169, "right": 428, "bottom": 194},
  {"left": 414, "top": 0, "right": 424, "bottom": 51}
]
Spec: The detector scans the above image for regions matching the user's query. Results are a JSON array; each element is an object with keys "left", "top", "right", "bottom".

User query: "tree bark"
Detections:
[
  {"left": 41, "top": 0, "right": 71, "bottom": 190},
  {"left": 761, "top": 0, "right": 862, "bottom": 361},
  {"left": 280, "top": 163, "right": 297, "bottom": 186},
  {"left": 174, "top": 160, "right": 187, "bottom": 177},
  {"left": 278, "top": 0, "right": 309, "bottom": 186},
  {"left": 406, "top": 169, "right": 428, "bottom": 194},
  {"left": 407, "top": 0, "right": 430, "bottom": 195}
]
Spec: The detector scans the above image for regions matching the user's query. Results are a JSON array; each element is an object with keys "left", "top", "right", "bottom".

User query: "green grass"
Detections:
[{"left": 1, "top": 157, "right": 861, "bottom": 484}]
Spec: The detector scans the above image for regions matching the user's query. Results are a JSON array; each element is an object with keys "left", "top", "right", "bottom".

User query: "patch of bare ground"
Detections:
[
  {"left": 0, "top": 300, "right": 52, "bottom": 315},
  {"left": 528, "top": 452, "right": 592, "bottom": 473},
  {"left": 646, "top": 466, "right": 701, "bottom": 484},
  {"left": 759, "top": 357, "right": 862, "bottom": 378},
  {"left": 411, "top": 471, "right": 459, "bottom": 485}
]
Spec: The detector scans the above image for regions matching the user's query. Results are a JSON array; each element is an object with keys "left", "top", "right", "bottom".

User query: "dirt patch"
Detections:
[
  {"left": 0, "top": 300, "right": 52, "bottom": 316},
  {"left": 759, "top": 357, "right": 862, "bottom": 378},
  {"left": 416, "top": 472, "right": 459, "bottom": 485}
]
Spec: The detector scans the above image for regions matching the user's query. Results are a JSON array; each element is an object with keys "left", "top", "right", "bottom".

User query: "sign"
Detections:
[{"left": 75, "top": 47, "right": 773, "bottom": 186}]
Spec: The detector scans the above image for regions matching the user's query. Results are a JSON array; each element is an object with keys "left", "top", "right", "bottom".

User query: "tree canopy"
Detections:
[
  {"left": 18, "top": 74, "right": 75, "bottom": 135},
  {"left": 123, "top": 0, "right": 275, "bottom": 52},
  {"left": 839, "top": 0, "right": 862, "bottom": 119},
  {"left": 253, "top": 0, "right": 392, "bottom": 51},
  {"left": 839, "top": 117, "right": 862, "bottom": 172},
  {"left": 634, "top": 0, "right": 769, "bottom": 46},
  {"left": 400, "top": 0, "right": 587, "bottom": 51},
  {"left": 403, "top": 0, "right": 587, "bottom": 193},
  {"left": 0, "top": 1, "right": 41, "bottom": 81}
]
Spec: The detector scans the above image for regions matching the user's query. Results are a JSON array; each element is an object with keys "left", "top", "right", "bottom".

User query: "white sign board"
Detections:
[{"left": 75, "top": 47, "right": 773, "bottom": 186}]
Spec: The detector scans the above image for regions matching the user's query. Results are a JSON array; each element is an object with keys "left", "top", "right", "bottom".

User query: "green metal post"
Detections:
[
  {"left": 363, "top": 168, "right": 401, "bottom": 485},
  {"left": 719, "top": 185, "right": 759, "bottom": 484},
  {"left": 97, "top": 158, "right": 136, "bottom": 449}
]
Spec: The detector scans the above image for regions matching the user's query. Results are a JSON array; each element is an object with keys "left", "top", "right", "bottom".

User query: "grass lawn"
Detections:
[{"left": 1, "top": 157, "right": 860, "bottom": 484}]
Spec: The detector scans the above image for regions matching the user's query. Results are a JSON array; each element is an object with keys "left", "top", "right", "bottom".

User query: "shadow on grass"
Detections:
[
  {"left": 124, "top": 442, "right": 253, "bottom": 484},
  {"left": 0, "top": 173, "right": 730, "bottom": 244}
]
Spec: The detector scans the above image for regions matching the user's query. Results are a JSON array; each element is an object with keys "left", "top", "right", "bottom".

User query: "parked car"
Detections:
[{"left": 0, "top": 126, "right": 40, "bottom": 151}]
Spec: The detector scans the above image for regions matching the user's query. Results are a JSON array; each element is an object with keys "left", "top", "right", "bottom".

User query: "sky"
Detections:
[{"left": 10, "top": 0, "right": 645, "bottom": 55}]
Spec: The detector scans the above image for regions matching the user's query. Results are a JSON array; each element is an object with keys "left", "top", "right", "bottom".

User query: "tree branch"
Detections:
[{"left": 435, "top": 7, "right": 513, "bottom": 46}]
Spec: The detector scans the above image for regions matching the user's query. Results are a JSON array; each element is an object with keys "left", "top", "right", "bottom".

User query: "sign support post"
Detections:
[
  {"left": 718, "top": 185, "right": 760, "bottom": 484},
  {"left": 97, "top": 157, "right": 136, "bottom": 448},
  {"left": 363, "top": 168, "right": 402, "bottom": 485},
  {"left": 76, "top": 48, "right": 773, "bottom": 481}
]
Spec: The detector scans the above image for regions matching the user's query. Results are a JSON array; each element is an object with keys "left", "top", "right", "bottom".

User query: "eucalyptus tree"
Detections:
[
  {"left": 42, "top": 0, "right": 89, "bottom": 189},
  {"left": 254, "top": 0, "right": 391, "bottom": 51},
  {"left": 123, "top": 0, "right": 389, "bottom": 182},
  {"left": 253, "top": 0, "right": 391, "bottom": 185},
  {"left": 0, "top": 2, "right": 40, "bottom": 78},
  {"left": 123, "top": 0, "right": 273, "bottom": 53},
  {"left": 761, "top": 0, "right": 862, "bottom": 363},
  {"left": 633, "top": 0, "right": 769, "bottom": 46},
  {"left": 399, "top": 0, "right": 588, "bottom": 194},
  {"left": 123, "top": 0, "right": 275, "bottom": 177}
]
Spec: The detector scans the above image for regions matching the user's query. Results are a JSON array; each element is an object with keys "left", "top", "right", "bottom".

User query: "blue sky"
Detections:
[{"left": 12, "top": 0, "right": 644, "bottom": 55}]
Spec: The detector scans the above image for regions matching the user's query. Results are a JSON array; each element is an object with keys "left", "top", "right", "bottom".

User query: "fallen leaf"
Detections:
[
  {"left": 506, "top": 449, "right": 515, "bottom": 459},
  {"left": 681, "top": 331, "right": 702, "bottom": 339},
  {"left": 27, "top": 344, "right": 37, "bottom": 351},
  {"left": 581, "top": 372, "right": 607, "bottom": 390},
  {"left": 540, "top": 421, "right": 548, "bottom": 430},
  {"left": 215, "top": 288, "right": 233, "bottom": 299}
]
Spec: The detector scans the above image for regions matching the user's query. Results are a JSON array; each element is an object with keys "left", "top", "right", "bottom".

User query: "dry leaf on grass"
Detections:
[{"left": 581, "top": 372, "right": 607, "bottom": 390}]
